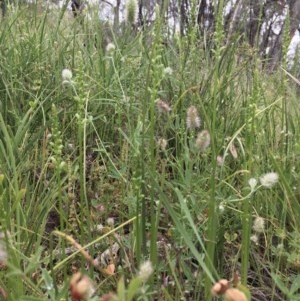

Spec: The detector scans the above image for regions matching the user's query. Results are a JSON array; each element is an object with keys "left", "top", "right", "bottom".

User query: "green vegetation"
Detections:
[{"left": 0, "top": 3, "right": 300, "bottom": 301}]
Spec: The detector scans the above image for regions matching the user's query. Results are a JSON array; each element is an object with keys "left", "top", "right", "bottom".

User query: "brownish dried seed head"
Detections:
[
  {"left": 93, "top": 203, "right": 106, "bottom": 212},
  {"left": 186, "top": 105, "right": 201, "bottom": 129},
  {"left": 217, "top": 155, "right": 224, "bottom": 166},
  {"left": 224, "top": 288, "right": 247, "bottom": 301},
  {"left": 156, "top": 99, "right": 172, "bottom": 113},
  {"left": 70, "top": 272, "right": 96, "bottom": 301},
  {"left": 211, "top": 279, "right": 229, "bottom": 296},
  {"left": 211, "top": 282, "right": 222, "bottom": 296},
  {"left": 219, "top": 279, "right": 230, "bottom": 287},
  {"left": 100, "top": 292, "right": 118, "bottom": 301}
]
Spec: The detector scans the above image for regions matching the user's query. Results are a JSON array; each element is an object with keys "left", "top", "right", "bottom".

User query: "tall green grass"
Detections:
[{"left": 0, "top": 3, "right": 299, "bottom": 301}]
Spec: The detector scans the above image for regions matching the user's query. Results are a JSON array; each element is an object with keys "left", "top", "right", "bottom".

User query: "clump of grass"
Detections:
[{"left": 0, "top": 2, "right": 300, "bottom": 301}]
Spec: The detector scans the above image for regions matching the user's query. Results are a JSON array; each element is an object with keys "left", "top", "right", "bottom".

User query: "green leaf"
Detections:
[
  {"left": 127, "top": 277, "right": 143, "bottom": 301},
  {"left": 19, "top": 297, "right": 46, "bottom": 301},
  {"left": 271, "top": 273, "right": 289, "bottom": 296},
  {"left": 24, "top": 246, "right": 44, "bottom": 275},
  {"left": 291, "top": 294, "right": 300, "bottom": 301},
  {"left": 117, "top": 276, "right": 126, "bottom": 301},
  {"left": 41, "top": 269, "right": 56, "bottom": 299},
  {"left": 291, "top": 275, "right": 300, "bottom": 295}
]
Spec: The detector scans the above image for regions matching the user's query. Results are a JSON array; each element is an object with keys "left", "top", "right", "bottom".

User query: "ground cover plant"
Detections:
[{"left": 0, "top": 1, "right": 300, "bottom": 301}]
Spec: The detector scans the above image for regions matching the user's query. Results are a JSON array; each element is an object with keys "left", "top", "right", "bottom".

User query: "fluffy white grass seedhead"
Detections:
[
  {"left": 250, "top": 234, "right": 259, "bottom": 245},
  {"left": 107, "top": 217, "right": 114, "bottom": 226},
  {"left": 195, "top": 130, "right": 210, "bottom": 151},
  {"left": 163, "top": 67, "right": 173, "bottom": 76},
  {"left": 248, "top": 178, "right": 257, "bottom": 191},
  {"left": 138, "top": 260, "right": 153, "bottom": 281},
  {"left": 186, "top": 106, "right": 201, "bottom": 129},
  {"left": 106, "top": 43, "right": 116, "bottom": 53},
  {"left": 253, "top": 216, "right": 265, "bottom": 233},
  {"left": 62, "top": 69, "right": 72, "bottom": 81},
  {"left": 259, "top": 172, "right": 278, "bottom": 188}
]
